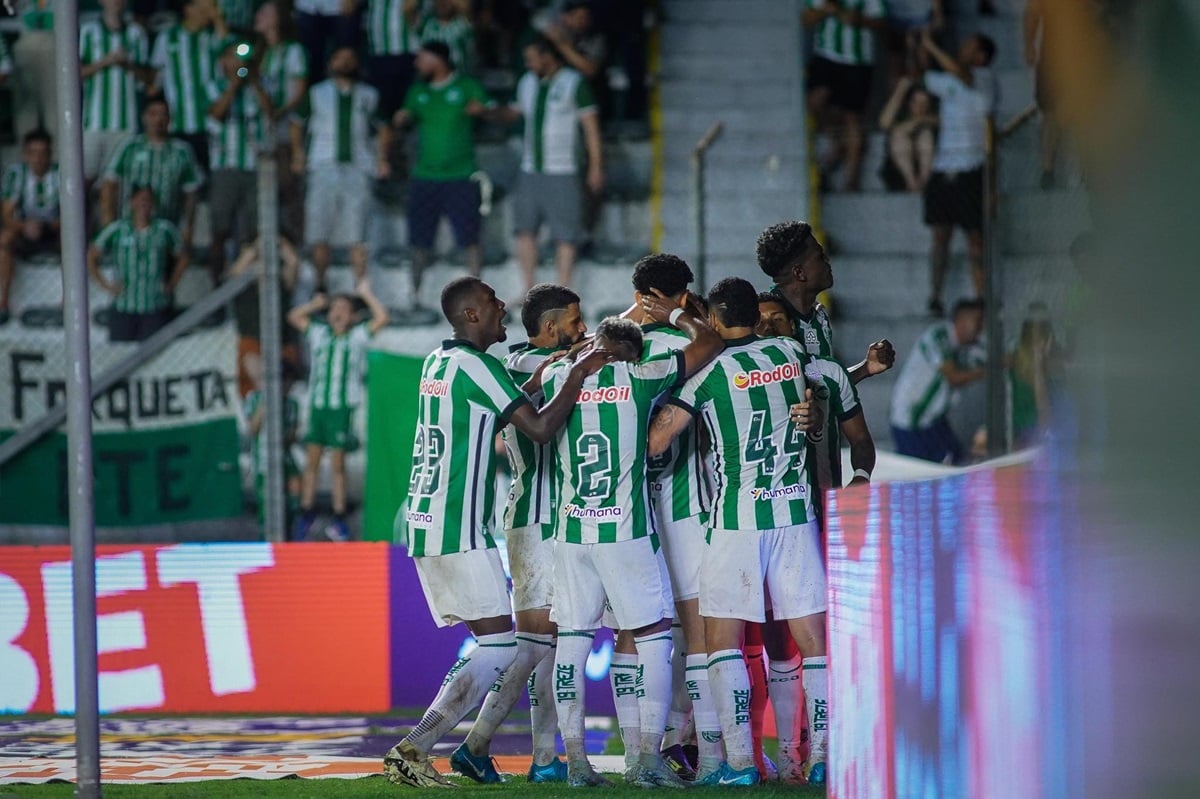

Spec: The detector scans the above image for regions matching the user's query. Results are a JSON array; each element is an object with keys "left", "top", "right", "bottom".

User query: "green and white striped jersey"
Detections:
[
  {"left": 403, "top": 340, "right": 531, "bottom": 557},
  {"left": 1, "top": 163, "right": 60, "bottom": 222},
  {"left": 367, "top": 0, "right": 418, "bottom": 56},
  {"left": 151, "top": 25, "right": 220, "bottom": 135},
  {"left": 80, "top": 19, "right": 150, "bottom": 132},
  {"left": 418, "top": 15, "right": 474, "bottom": 73},
  {"left": 889, "top": 321, "right": 957, "bottom": 430},
  {"left": 643, "top": 325, "right": 710, "bottom": 523},
  {"left": 93, "top": 219, "right": 183, "bottom": 314},
  {"left": 103, "top": 135, "right": 203, "bottom": 223},
  {"left": 205, "top": 78, "right": 267, "bottom": 170},
  {"left": 770, "top": 288, "right": 835, "bottom": 360},
  {"left": 244, "top": 389, "right": 300, "bottom": 476},
  {"left": 807, "top": 0, "right": 886, "bottom": 66},
  {"left": 671, "top": 336, "right": 815, "bottom": 532},
  {"left": 803, "top": 356, "right": 861, "bottom": 492},
  {"left": 543, "top": 351, "right": 685, "bottom": 545},
  {"left": 304, "top": 320, "right": 372, "bottom": 410},
  {"left": 261, "top": 41, "right": 308, "bottom": 112},
  {"left": 219, "top": 0, "right": 259, "bottom": 31},
  {"left": 514, "top": 67, "right": 597, "bottom": 175},
  {"left": 501, "top": 344, "right": 557, "bottom": 533}
]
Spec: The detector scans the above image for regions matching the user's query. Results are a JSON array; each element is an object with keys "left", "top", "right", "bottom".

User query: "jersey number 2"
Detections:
[{"left": 575, "top": 432, "right": 613, "bottom": 501}]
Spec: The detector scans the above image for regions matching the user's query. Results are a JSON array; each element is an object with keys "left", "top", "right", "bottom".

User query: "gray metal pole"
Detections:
[
  {"left": 258, "top": 123, "right": 285, "bottom": 542},
  {"left": 984, "top": 123, "right": 1007, "bottom": 456},
  {"left": 693, "top": 152, "right": 706, "bottom": 293},
  {"left": 55, "top": 1, "right": 102, "bottom": 796}
]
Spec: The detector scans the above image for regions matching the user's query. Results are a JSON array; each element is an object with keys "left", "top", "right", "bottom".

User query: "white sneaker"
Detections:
[{"left": 383, "top": 740, "right": 455, "bottom": 788}]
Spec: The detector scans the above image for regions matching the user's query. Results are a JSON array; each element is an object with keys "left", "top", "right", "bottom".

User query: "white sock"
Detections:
[
  {"left": 707, "top": 648, "right": 754, "bottom": 770},
  {"left": 686, "top": 652, "right": 723, "bottom": 773},
  {"left": 664, "top": 622, "right": 689, "bottom": 748},
  {"left": 634, "top": 630, "right": 674, "bottom": 758},
  {"left": 769, "top": 654, "right": 804, "bottom": 762},
  {"left": 803, "top": 656, "right": 829, "bottom": 761},
  {"left": 554, "top": 630, "right": 594, "bottom": 763},
  {"left": 609, "top": 650, "right": 641, "bottom": 768},
  {"left": 466, "top": 632, "right": 554, "bottom": 755},
  {"left": 528, "top": 644, "right": 560, "bottom": 766},
  {"left": 406, "top": 630, "right": 517, "bottom": 753}
]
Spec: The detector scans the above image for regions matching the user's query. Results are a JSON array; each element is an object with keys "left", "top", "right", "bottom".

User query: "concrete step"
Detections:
[
  {"left": 660, "top": 21, "right": 798, "bottom": 57},
  {"left": 664, "top": 0, "right": 798, "bottom": 24},
  {"left": 821, "top": 189, "right": 1091, "bottom": 256}
]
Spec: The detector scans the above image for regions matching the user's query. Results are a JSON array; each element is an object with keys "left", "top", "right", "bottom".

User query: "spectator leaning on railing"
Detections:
[{"left": 0, "top": 129, "right": 61, "bottom": 326}]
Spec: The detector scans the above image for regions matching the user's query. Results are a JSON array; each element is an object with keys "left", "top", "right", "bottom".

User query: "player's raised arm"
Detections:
[
  {"left": 508, "top": 347, "right": 613, "bottom": 443},
  {"left": 647, "top": 402, "right": 695, "bottom": 458},
  {"left": 640, "top": 289, "right": 722, "bottom": 378}
]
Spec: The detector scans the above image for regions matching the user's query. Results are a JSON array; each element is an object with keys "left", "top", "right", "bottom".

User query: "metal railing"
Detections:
[{"left": 691, "top": 121, "right": 724, "bottom": 293}]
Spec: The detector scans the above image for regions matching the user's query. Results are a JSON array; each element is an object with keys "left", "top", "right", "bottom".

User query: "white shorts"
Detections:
[
  {"left": 600, "top": 547, "right": 673, "bottom": 628},
  {"left": 552, "top": 537, "right": 671, "bottom": 632},
  {"left": 656, "top": 513, "right": 706, "bottom": 601},
  {"left": 414, "top": 548, "right": 513, "bottom": 628},
  {"left": 699, "top": 522, "right": 827, "bottom": 623},
  {"left": 506, "top": 525, "right": 555, "bottom": 612},
  {"left": 305, "top": 165, "right": 371, "bottom": 246},
  {"left": 83, "top": 130, "right": 131, "bottom": 180}
]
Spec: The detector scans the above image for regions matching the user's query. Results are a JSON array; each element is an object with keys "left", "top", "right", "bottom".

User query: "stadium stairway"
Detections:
[{"left": 814, "top": 0, "right": 1092, "bottom": 447}]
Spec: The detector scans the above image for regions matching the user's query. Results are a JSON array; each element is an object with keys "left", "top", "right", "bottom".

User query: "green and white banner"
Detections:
[{"left": 0, "top": 328, "right": 243, "bottom": 527}]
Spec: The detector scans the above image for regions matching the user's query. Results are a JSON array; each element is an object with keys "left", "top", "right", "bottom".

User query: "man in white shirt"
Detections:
[
  {"left": 291, "top": 47, "right": 391, "bottom": 290},
  {"left": 919, "top": 31, "right": 997, "bottom": 316}
]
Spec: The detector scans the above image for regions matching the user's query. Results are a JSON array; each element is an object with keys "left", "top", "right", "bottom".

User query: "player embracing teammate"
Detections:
[{"left": 386, "top": 223, "right": 889, "bottom": 789}]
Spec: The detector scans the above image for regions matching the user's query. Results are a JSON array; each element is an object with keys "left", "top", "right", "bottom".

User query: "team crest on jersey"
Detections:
[
  {"left": 562, "top": 503, "right": 623, "bottom": 519},
  {"left": 747, "top": 484, "right": 807, "bottom": 501},
  {"left": 577, "top": 386, "right": 631, "bottom": 403},
  {"left": 419, "top": 378, "right": 450, "bottom": 397},
  {"left": 805, "top": 328, "right": 820, "bottom": 347},
  {"left": 731, "top": 362, "right": 803, "bottom": 390}
]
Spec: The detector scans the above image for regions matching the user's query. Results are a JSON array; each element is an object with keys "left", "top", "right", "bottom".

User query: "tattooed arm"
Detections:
[{"left": 647, "top": 403, "right": 695, "bottom": 458}]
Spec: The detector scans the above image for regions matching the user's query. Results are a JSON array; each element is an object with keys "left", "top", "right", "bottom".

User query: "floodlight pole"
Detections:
[{"left": 55, "top": 1, "right": 102, "bottom": 796}]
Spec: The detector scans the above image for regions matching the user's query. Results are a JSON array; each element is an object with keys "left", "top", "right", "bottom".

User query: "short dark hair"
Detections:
[
  {"left": 975, "top": 34, "right": 997, "bottom": 65},
  {"left": 951, "top": 298, "right": 986, "bottom": 319},
  {"left": 130, "top": 184, "right": 155, "bottom": 199},
  {"left": 595, "top": 316, "right": 643, "bottom": 357},
  {"left": 421, "top": 40, "right": 453, "bottom": 67},
  {"left": 330, "top": 292, "right": 357, "bottom": 309},
  {"left": 526, "top": 34, "right": 563, "bottom": 63},
  {"left": 707, "top": 278, "right": 760, "bottom": 328},
  {"left": 522, "top": 283, "right": 581, "bottom": 337},
  {"left": 143, "top": 95, "right": 170, "bottom": 114},
  {"left": 631, "top": 253, "right": 694, "bottom": 299},
  {"left": 23, "top": 129, "right": 52, "bottom": 147},
  {"left": 756, "top": 221, "right": 818, "bottom": 278},
  {"left": 757, "top": 291, "right": 785, "bottom": 308},
  {"left": 441, "top": 276, "right": 486, "bottom": 322}
]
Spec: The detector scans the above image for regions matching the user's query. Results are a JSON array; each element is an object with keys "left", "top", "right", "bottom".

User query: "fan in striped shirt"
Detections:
[
  {"left": 365, "top": 0, "right": 421, "bottom": 118},
  {"left": 383, "top": 277, "right": 612, "bottom": 789},
  {"left": 79, "top": 0, "right": 154, "bottom": 180},
  {"left": 87, "top": 185, "right": 188, "bottom": 343},
  {"left": 648, "top": 277, "right": 830, "bottom": 787},
  {"left": 205, "top": 40, "right": 272, "bottom": 282},
  {"left": 1, "top": 129, "right": 61, "bottom": 325},
  {"left": 540, "top": 298, "right": 722, "bottom": 788},
  {"left": 287, "top": 278, "right": 389, "bottom": 542},
  {"left": 417, "top": 0, "right": 475, "bottom": 75},
  {"left": 151, "top": 0, "right": 224, "bottom": 167},
  {"left": 453, "top": 283, "right": 588, "bottom": 785}
]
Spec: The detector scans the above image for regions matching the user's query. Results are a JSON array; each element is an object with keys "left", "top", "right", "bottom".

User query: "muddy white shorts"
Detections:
[
  {"left": 699, "top": 521, "right": 827, "bottom": 623},
  {"left": 414, "top": 547, "right": 513, "bottom": 628},
  {"left": 552, "top": 536, "right": 672, "bottom": 632},
  {"left": 506, "top": 524, "right": 555, "bottom": 612}
]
